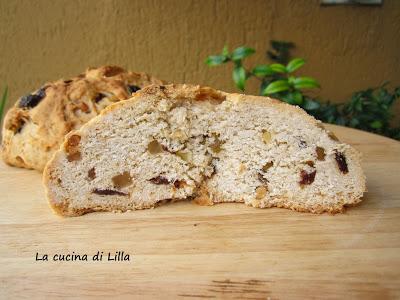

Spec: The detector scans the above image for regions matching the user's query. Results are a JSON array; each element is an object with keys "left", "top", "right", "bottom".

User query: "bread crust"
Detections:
[
  {"left": 43, "top": 84, "right": 366, "bottom": 216},
  {"left": 1, "top": 66, "right": 164, "bottom": 171}
]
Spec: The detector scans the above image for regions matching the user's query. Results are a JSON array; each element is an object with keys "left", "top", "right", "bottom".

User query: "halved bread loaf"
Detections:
[
  {"left": 43, "top": 84, "right": 366, "bottom": 216},
  {"left": 1, "top": 65, "right": 163, "bottom": 171}
]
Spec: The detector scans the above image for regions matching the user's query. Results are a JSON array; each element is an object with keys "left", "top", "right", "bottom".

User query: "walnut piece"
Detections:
[
  {"left": 176, "top": 150, "right": 192, "bottom": 162},
  {"left": 209, "top": 134, "right": 223, "bottom": 153},
  {"left": 262, "top": 130, "right": 272, "bottom": 144},
  {"left": 147, "top": 140, "right": 164, "bottom": 154},
  {"left": 262, "top": 162, "right": 273, "bottom": 172},
  {"left": 316, "top": 146, "right": 326, "bottom": 161},
  {"left": 255, "top": 186, "right": 267, "bottom": 199},
  {"left": 328, "top": 131, "right": 339, "bottom": 141},
  {"left": 112, "top": 171, "right": 133, "bottom": 188}
]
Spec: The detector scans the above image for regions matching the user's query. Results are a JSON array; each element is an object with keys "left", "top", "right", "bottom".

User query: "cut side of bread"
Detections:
[
  {"left": 1, "top": 65, "right": 164, "bottom": 171},
  {"left": 43, "top": 84, "right": 366, "bottom": 216}
]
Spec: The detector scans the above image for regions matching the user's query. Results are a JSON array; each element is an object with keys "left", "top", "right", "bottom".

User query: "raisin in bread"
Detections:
[
  {"left": 1, "top": 65, "right": 164, "bottom": 171},
  {"left": 43, "top": 84, "right": 366, "bottom": 216}
]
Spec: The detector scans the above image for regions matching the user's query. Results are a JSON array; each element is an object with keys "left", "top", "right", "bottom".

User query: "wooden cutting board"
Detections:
[{"left": 1, "top": 124, "right": 399, "bottom": 299}]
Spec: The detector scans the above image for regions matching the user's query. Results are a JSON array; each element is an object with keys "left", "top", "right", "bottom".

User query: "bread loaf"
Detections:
[
  {"left": 44, "top": 84, "right": 366, "bottom": 216},
  {"left": 1, "top": 65, "right": 164, "bottom": 171}
]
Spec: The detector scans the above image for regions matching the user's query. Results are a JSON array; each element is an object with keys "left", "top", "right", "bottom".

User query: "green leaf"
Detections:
[
  {"left": 231, "top": 46, "right": 255, "bottom": 61},
  {"left": 205, "top": 55, "right": 228, "bottom": 66},
  {"left": 252, "top": 65, "right": 274, "bottom": 77},
  {"left": 270, "top": 63, "right": 286, "bottom": 73},
  {"left": 370, "top": 120, "right": 383, "bottom": 129},
  {"left": 0, "top": 86, "right": 8, "bottom": 122},
  {"left": 222, "top": 45, "right": 229, "bottom": 57},
  {"left": 232, "top": 66, "right": 246, "bottom": 91},
  {"left": 281, "top": 91, "right": 303, "bottom": 105},
  {"left": 286, "top": 58, "right": 305, "bottom": 73},
  {"left": 262, "top": 80, "right": 290, "bottom": 95},
  {"left": 293, "top": 77, "right": 320, "bottom": 90}
]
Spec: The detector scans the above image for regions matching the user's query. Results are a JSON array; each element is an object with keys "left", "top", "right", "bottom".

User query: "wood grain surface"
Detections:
[{"left": 0, "top": 124, "right": 399, "bottom": 299}]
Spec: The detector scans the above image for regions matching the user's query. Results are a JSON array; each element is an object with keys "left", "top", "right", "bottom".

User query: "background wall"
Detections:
[{"left": 1, "top": 0, "right": 399, "bottom": 113}]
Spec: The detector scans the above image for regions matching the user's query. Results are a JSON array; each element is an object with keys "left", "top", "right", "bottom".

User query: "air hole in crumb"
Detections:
[
  {"left": 88, "top": 168, "right": 96, "bottom": 180},
  {"left": 147, "top": 140, "right": 164, "bottom": 154},
  {"left": 112, "top": 171, "right": 132, "bottom": 188}
]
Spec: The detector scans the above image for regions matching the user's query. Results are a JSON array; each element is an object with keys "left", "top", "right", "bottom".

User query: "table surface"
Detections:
[{"left": 0, "top": 124, "right": 399, "bottom": 299}]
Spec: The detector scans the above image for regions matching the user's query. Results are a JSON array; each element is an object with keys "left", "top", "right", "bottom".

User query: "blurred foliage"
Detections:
[{"left": 205, "top": 41, "right": 400, "bottom": 140}]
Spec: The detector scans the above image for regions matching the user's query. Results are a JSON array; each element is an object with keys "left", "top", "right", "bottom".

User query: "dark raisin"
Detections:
[
  {"left": 149, "top": 176, "right": 170, "bottom": 185},
  {"left": 64, "top": 80, "right": 73, "bottom": 84},
  {"left": 16, "top": 119, "right": 25, "bottom": 133},
  {"left": 94, "top": 93, "right": 107, "bottom": 103},
  {"left": 159, "top": 85, "right": 166, "bottom": 90},
  {"left": 93, "top": 189, "right": 128, "bottom": 196},
  {"left": 80, "top": 102, "right": 90, "bottom": 113},
  {"left": 258, "top": 172, "right": 269, "bottom": 185},
  {"left": 127, "top": 85, "right": 141, "bottom": 94},
  {"left": 173, "top": 180, "right": 186, "bottom": 189},
  {"left": 335, "top": 151, "right": 349, "bottom": 174},
  {"left": 88, "top": 168, "right": 96, "bottom": 180},
  {"left": 19, "top": 87, "right": 46, "bottom": 108},
  {"left": 299, "top": 170, "right": 317, "bottom": 185}
]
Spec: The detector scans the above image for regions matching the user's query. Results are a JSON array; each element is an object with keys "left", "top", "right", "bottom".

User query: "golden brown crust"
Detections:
[{"left": 2, "top": 66, "right": 164, "bottom": 171}]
